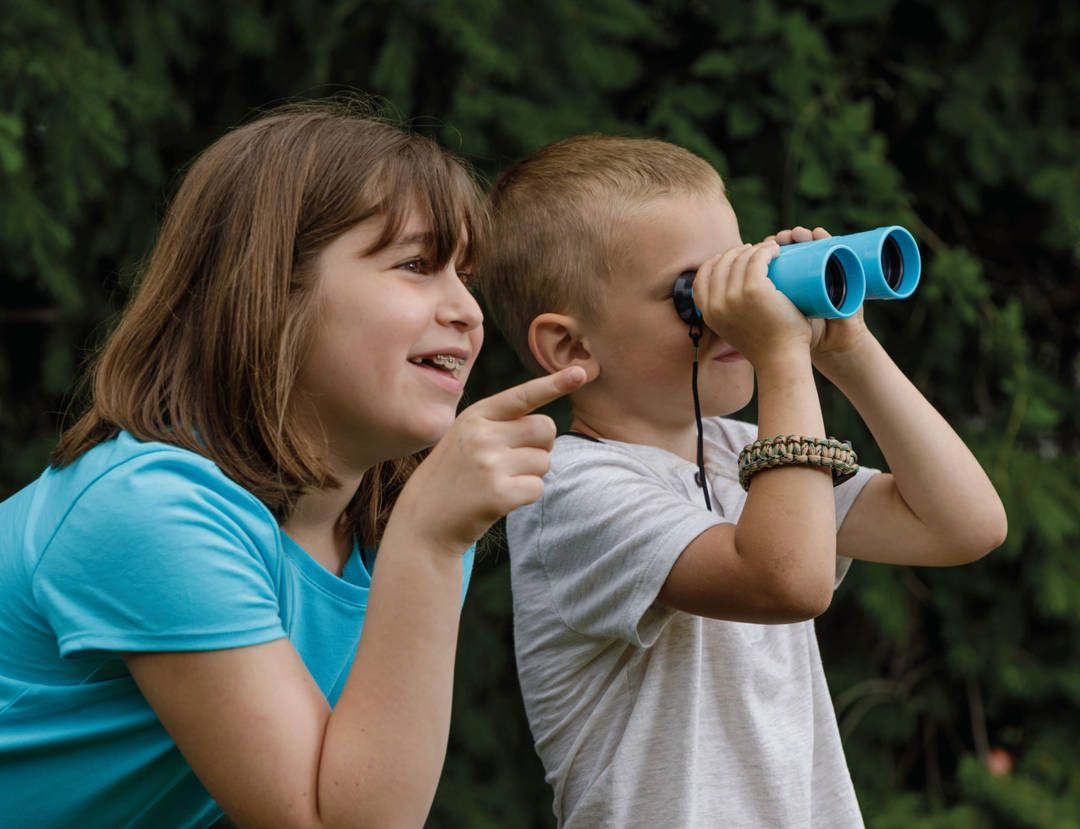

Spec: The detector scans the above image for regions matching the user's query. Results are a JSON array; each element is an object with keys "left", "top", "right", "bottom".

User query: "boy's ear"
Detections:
[{"left": 529, "top": 313, "right": 601, "bottom": 380}]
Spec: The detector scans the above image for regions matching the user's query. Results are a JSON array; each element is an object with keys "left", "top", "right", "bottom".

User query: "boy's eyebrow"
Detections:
[{"left": 656, "top": 263, "right": 700, "bottom": 289}]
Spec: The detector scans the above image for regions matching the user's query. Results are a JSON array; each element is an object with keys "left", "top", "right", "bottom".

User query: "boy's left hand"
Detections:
[{"left": 764, "top": 226, "right": 873, "bottom": 373}]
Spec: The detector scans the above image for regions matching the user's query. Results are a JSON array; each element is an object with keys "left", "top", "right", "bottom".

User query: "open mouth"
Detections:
[{"left": 410, "top": 355, "right": 463, "bottom": 373}]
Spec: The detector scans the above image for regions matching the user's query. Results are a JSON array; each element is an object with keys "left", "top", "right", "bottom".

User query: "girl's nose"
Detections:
[{"left": 436, "top": 265, "right": 484, "bottom": 332}]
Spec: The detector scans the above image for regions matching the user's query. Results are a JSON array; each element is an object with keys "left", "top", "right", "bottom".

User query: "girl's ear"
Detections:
[{"left": 528, "top": 314, "right": 601, "bottom": 380}]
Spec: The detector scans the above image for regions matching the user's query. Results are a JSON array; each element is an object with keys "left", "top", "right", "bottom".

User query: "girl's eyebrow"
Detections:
[{"left": 384, "top": 231, "right": 436, "bottom": 252}]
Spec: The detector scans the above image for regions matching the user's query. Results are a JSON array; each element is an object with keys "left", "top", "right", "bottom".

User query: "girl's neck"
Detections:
[{"left": 280, "top": 473, "right": 364, "bottom": 577}]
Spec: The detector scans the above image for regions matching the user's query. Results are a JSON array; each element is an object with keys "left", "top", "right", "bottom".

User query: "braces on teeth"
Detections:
[{"left": 432, "top": 355, "right": 466, "bottom": 368}]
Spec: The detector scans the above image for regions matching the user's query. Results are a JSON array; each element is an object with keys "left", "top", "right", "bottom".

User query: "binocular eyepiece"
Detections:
[{"left": 673, "top": 226, "right": 921, "bottom": 324}]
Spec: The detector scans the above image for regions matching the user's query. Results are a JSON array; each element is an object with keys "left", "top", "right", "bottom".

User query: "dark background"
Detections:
[{"left": 3, "top": 1, "right": 1080, "bottom": 825}]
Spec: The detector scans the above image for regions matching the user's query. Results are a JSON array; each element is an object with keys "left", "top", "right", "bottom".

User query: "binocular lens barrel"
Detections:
[
  {"left": 767, "top": 242, "right": 865, "bottom": 318},
  {"left": 838, "top": 226, "right": 920, "bottom": 301},
  {"left": 671, "top": 225, "right": 920, "bottom": 324}
]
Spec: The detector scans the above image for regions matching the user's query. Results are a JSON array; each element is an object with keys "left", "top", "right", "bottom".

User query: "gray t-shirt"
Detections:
[{"left": 508, "top": 417, "right": 877, "bottom": 829}]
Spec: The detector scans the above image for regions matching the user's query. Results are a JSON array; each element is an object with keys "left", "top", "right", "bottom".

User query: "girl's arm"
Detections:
[{"left": 125, "top": 367, "right": 586, "bottom": 829}]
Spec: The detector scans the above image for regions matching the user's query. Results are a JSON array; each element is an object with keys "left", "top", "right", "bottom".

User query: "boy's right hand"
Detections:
[
  {"left": 391, "top": 366, "right": 588, "bottom": 556},
  {"left": 692, "top": 240, "right": 813, "bottom": 369}
]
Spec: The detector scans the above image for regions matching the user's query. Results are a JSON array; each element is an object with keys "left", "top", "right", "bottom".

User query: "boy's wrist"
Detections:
[
  {"left": 811, "top": 330, "right": 885, "bottom": 385},
  {"left": 751, "top": 346, "right": 815, "bottom": 380}
]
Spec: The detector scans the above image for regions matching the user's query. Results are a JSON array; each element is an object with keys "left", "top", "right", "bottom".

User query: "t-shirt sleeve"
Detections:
[
  {"left": 724, "top": 416, "right": 880, "bottom": 589},
  {"left": 530, "top": 452, "right": 726, "bottom": 648},
  {"left": 32, "top": 452, "right": 287, "bottom": 659},
  {"left": 831, "top": 464, "right": 881, "bottom": 588}
]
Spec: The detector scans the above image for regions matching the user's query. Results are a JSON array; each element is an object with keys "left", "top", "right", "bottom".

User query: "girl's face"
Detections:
[{"left": 297, "top": 208, "right": 484, "bottom": 474}]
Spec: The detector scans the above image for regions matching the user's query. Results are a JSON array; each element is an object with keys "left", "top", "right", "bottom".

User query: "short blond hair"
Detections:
[{"left": 481, "top": 134, "right": 724, "bottom": 375}]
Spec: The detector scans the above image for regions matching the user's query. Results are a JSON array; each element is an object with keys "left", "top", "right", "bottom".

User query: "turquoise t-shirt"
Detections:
[{"left": 0, "top": 432, "right": 473, "bottom": 829}]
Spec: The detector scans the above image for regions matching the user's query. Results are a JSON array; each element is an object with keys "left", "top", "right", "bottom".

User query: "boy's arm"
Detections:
[
  {"left": 656, "top": 242, "right": 839, "bottom": 624},
  {"left": 819, "top": 333, "right": 1007, "bottom": 565},
  {"left": 656, "top": 351, "right": 839, "bottom": 624},
  {"left": 769, "top": 225, "right": 1007, "bottom": 566}
]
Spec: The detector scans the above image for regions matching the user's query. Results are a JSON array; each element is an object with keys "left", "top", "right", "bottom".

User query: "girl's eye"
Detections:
[{"left": 397, "top": 259, "right": 430, "bottom": 275}]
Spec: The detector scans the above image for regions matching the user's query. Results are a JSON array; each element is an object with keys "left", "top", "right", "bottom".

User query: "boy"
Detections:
[{"left": 480, "top": 135, "right": 1007, "bottom": 829}]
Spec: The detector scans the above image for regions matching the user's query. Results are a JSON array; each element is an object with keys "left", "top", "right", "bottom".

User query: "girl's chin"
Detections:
[{"left": 402, "top": 415, "right": 458, "bottom": 453}]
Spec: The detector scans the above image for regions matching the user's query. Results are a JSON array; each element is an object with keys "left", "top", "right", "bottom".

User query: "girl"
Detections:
[{"left": 0, "top": 102, "right": 585, "bottom": 829}]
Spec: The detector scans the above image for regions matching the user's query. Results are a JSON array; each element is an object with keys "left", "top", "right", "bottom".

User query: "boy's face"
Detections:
[{"left": 582, "top": 195, "right": 755, "bottom": 433}]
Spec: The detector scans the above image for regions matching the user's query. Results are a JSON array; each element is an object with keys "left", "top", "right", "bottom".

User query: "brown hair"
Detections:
[
  {"left": 482, "top": 134, "right": 724, "bottom": 375},
  {"left": 54, "top": 99, "right": 484, "bottom": 546}
]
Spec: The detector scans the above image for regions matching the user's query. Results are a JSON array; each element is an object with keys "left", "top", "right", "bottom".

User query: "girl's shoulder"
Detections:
[
  {"left": 43, "top": 431, "right": 272, "bottom": 524},
  {"left": 20, "top": 432, "right": 288, "bottom": 661},
  {"left": 20, "top": 432, "right": 280, "bottom": 573}
]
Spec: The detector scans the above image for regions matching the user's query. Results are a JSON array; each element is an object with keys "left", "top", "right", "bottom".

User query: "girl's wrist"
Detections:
[{"left": 382, "top": 490, "right": 477, "bottom": 562}]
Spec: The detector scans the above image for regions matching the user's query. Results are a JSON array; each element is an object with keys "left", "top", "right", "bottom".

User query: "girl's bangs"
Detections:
[{"left": 364, "top": 143, "right": 483, "bottom": 281}]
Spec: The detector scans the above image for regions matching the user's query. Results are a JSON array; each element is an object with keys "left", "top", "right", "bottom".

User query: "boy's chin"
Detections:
[{"left": 702, "top": 392, "right": 755, "bottom": 419}]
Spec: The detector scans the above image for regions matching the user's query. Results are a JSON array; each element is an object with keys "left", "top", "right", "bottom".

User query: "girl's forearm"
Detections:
[
  {"left": 818, "top": 335, "right": 1007, "bottom": 554},
  {"left": 317, "top": 525, "right": 463, "bottom": 829}
]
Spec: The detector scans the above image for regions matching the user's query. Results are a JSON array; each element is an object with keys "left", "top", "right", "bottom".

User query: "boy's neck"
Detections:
[{"left": 569, "top": 411, "right": 702, "bottom": 464}]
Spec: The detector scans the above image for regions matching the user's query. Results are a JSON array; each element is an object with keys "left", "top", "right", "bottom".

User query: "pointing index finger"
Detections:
[{"left": 475, "top": 367, "right": 588, "bottom": 421}]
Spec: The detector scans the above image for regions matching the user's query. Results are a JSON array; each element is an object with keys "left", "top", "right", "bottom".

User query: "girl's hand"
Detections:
[
  {"left": 693, "top": 240, "right": 811, "bottom": 369},
  {"left": 764, "top": 226, "right": 873, "bottom": 372},
  {"left": 390, "top": 366, "right": 588, "bottom": 556}
]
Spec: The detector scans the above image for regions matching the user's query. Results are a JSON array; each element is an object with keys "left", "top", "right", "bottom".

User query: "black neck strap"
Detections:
[
  {"left": 564, "top": 430, "right": 603, "bottom": 443},
  {"left": 689, "top": 323, "right": 712, "bottom": 511}
]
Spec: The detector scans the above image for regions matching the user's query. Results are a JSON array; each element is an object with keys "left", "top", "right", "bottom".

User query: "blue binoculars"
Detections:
[{"left": 673, "top": 226, "right": 921, "bottom": 323}]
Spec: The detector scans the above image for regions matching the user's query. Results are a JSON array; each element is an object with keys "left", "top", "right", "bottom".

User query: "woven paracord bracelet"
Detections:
[{"left": 737, "top": 435, "right": 859, "bottom": 491}]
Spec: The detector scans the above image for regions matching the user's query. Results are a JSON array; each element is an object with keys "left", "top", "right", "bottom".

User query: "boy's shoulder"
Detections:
[
  {"left": 517, "top": 416, "right": 756, "bottom": 538},
  {"left": 549, "top": 416, "right": 756, "bottom": 476}
]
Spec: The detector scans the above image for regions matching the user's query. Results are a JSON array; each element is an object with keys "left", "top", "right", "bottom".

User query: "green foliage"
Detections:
[{"left": 3, "top": 0, "right": 1080, "bottom": 826}]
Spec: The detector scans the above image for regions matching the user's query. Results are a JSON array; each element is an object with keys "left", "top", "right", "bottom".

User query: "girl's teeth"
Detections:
[{"left": 411, "top": 354, "right": 465, "bottom": 368}]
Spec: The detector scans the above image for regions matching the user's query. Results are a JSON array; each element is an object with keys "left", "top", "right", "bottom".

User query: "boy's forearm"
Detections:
[
  {"left": 754, "top": 350, "right": 827, "bottom": 439},
  {"left": 816, "top": 335, "right": 1007, "bottom": 559},
  {"left": 737, "top": 353, "right": 836, "bottom": 609}
]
